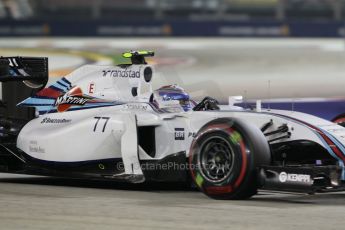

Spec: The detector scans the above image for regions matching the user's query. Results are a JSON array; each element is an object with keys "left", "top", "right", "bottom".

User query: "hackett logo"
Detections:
[{"left": 55, "top": 87, "right": 90, "bottom": 112}]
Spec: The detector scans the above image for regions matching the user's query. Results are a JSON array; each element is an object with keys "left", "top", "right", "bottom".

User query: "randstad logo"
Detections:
[{"left": 55, "top": 87, "right": 91, "bottom": 112}]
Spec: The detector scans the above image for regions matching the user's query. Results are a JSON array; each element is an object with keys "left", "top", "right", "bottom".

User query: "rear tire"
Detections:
[{"left": 189, "top": 118, "right": 270, "bottom": 199}]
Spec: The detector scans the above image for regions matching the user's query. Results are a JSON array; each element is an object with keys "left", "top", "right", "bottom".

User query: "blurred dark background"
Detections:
[
  {"left": 0, "top": 0, "right": 343, "bottom": 21},
  {"left": 1, "top": 0, "right": 345, "bottom": 37}
]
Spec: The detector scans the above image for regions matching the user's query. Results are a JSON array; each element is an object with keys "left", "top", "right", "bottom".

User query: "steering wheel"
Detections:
[{"left": 193, "top": 97, "right": 220, "bottom": 111}]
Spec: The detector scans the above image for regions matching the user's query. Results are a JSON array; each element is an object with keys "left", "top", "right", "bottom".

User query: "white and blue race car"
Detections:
[{"left": 0, "top": 51, "right": 345, "bottom": 199}]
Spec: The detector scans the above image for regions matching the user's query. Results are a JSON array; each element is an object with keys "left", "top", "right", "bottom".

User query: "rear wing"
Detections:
[
  {"left": 0, "top": 57, "right": 49, "bottom": 122},
  {"left": 0, "top": 56, "right": 48, "bottom": 88}
]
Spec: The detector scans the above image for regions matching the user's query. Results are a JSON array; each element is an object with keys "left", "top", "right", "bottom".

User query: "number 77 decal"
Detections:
[{"left": 93, "top": 117, "right": 110, "bottom": 132}]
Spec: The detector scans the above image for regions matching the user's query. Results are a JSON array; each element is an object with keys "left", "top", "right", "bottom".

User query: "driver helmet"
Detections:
[{"left": 152, "top": 85, "right": 192, "bottom": 112}]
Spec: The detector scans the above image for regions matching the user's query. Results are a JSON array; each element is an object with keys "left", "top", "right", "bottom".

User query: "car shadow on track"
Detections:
[
  {"left": 0, "top": 175, "right": 344, "bottom": 205},
  {"left": 251, "top": 192, "right": 345, "bottom": 205},
  {"left": 0, "top": 175, "right": 196, "bottom": 192}
]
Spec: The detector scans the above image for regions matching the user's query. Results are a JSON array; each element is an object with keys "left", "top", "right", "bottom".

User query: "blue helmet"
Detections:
[{"left": 154, "top": 85, "right": 192, "bottom": 112}]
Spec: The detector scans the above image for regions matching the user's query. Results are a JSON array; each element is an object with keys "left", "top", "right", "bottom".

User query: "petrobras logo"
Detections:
[
  {"left": 102, "top": 69, "right": 140, "bottom": 78},
  {"left": 54, "top": 87, "right": 91, "bottom": 112},
  {"left": 175, "top": 128, "right": 185, "bottom": 140},
  {"left": 279, "top": 172, "right": 311, "bottom": 183}
]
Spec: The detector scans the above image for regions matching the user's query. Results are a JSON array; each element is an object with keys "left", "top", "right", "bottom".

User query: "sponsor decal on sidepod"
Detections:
[
  {"left": 54, "top": 87, "right": 92, "bottom": 112},
  {"left": 41, "top": 118, "right": 72, "bottom": 124},
  {"left": 175, "top": 128, "right": 185, "bottom": 140}
]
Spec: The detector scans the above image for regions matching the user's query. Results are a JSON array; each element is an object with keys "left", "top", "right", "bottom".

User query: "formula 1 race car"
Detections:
[{"left": 1, "top": 51, "right": 345, "bottom": 199}]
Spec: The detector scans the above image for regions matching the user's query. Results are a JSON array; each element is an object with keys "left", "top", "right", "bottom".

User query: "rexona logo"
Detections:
[
  {"left": 55, "top": 87, "right": 91, "bottom": 112},
  {"left": 279, "top": 172, "right": 311, "bottom": 183}
]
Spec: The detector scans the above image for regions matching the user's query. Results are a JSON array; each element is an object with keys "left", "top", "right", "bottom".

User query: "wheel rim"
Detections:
[{"left": 199, "top": 136, "right": 235, "bottom": 183}]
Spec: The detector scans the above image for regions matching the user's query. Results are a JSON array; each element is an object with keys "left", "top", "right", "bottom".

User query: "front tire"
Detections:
[{"left": 189, "top": 118, "right": 270, "bottom": 199}]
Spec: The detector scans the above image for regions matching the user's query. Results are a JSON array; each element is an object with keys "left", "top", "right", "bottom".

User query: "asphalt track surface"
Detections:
[
  {"left": 1, "top": 38, "right": 345, "bottom": 229},
  {"left": 0, "top": 173, "right": 344, "bottom": 230}
]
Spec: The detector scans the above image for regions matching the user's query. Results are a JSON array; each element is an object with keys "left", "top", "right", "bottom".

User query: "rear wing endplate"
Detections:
[{"left": 0, "top": 56, "right": 48, "bottom": 88}]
